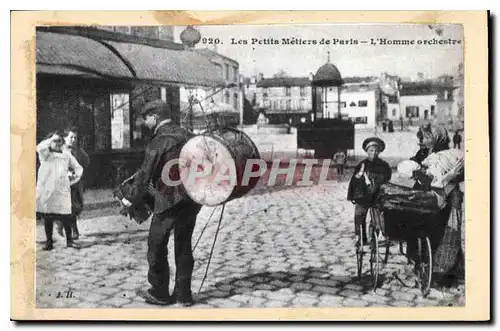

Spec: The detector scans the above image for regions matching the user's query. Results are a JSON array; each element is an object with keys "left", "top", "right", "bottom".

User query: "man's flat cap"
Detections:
[{"left": 141, "top": 100, "right": 171, "bottom": 118}]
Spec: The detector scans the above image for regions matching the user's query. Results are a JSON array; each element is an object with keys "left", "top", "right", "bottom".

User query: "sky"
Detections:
[{"left": 173, "top": 24, "right": 463, "bottom": 80}]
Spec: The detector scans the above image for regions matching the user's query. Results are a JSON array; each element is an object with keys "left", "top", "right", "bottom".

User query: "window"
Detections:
[
  {"left": 280, "top": 100, "right": 286, "bottom": 110},
  {"left": 392, "top": 109, "right": 396, "bottom": 116},
  {"left": 300, "top": 87, "right": 307, "bottom": 97},
  {"left": 300, "top": 99, "right": 307, "bottom": 110},
  {"left": 224, "top": 91, "right": 230, "bottom": 104},
  {"left": 286, "top": 100, "right": 291, "bottom": 110},
  {"left": 285, "top": 87, "right": 291, "bottom": 96},
  {"left": 224, "top": 64, "right": 229, "bottom": 80},
  {"left": 358, "top": 100, "right": 368, "bottom": 107},
  {"left": 431, "top": 105, "right": 435, "bottom": 116},
  {"left": 233, "top": 66, "right": 238, "bottom": 82},
  {"left": 340, "top": 102, "right": 346, "bottom": 108},
  {"left": 273, "top": 100, "right": 279, "bottom": 110},
  {"left": 351, "top": 116, "right": 368, "bottom": 124},
  {"left": 406, "top": 106, "right": 419, "bottom": 118},
  {"left": 233, "top": 93, "right": 238, "bottom": 110},
  {"left": 349, "top": 101, "right": 356, "bottom": 107},
  {"left": 161, "top": 87, "right": 167, "bottom": 102},
  {"left": 110, "top": 93, "right": 131, "bottom": 150},
  {"left": 262, "top": 88, "right": 269, "bottom": 99}
]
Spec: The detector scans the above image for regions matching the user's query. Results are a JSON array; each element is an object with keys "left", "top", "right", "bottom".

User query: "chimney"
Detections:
[
  {"left": 309, "top": 72, "right": 314, "bottom": 81},
  {"left": 158, "top": 26, "right": 174, "bottom": 41}
]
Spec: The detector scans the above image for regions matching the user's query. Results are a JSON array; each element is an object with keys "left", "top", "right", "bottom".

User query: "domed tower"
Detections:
[{"left": 311, "top": 52, "right": 344, "bottom": 121}]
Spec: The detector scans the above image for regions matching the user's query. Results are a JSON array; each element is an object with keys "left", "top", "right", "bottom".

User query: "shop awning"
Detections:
[
  {"left": 37, "top": 31, "right": 226, "bottom": 88},
  {"left": 106, "top": 41, "right": 225, "bottom": 88},
  {"left": 36, "top": 31, "right": 135, "bottom": 79}
]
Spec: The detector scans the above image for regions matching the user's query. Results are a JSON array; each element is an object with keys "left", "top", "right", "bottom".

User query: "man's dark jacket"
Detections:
[{"left": 125, "top": 122, "right": 194, "bottom": 214}]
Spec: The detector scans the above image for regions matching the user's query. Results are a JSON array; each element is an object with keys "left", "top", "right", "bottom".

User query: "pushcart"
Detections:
[{"left": 355, "top": 182, "right": 441, "bottom": 297}]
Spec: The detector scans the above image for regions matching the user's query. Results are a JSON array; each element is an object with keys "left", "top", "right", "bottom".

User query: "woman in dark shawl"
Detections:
[{"left": 386, "top": 123, "right": 464, "bottom": 287}]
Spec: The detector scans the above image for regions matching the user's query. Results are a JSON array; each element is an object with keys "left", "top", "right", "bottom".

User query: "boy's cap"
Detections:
[{"left": 362, "top": 137, "right": 386, "bottom": 152}]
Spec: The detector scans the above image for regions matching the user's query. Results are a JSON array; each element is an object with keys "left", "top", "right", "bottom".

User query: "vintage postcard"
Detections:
[{"left": 11, "top": 11, "right": 489, "bottom": 321}]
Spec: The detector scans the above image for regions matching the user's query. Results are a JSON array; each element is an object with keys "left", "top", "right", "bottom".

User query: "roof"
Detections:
[
  {"left": 387, "top": 94, "right": 399, "bottom": 103},
  {"left": 36, "top": 63, "right": 104, "bottom": 79},
  {"left": 257, "top": 77, "right": 311, "bottom": 88},
  {"left": 343, "top": 76, "right": 378, "bottom": 84},
  {"left": 400, "top": 82, "right": 455, "bottom": 96},
  {"left": 313, "top": 62, "right": 343, "bottom": 86},
  {"left": 195, "top": 48, "right": 239, "bottom": 66},
  {"left": 36, "top": 31, "right": 225, "bottom": 87},
  {"left": 262, "top": 108, "right": 310, "bottom": 114},
  {"left": 38, "top": 26, "right": 185, "bottom": 51},
  {"left": 107, "top": 41, "right": 225, "bottom": 87},
  {"left": 341, "top": 82, "right": 379, "bottom": 93},
  {"left": 36, "top": 31, "right": 134, "bottom": 79}
]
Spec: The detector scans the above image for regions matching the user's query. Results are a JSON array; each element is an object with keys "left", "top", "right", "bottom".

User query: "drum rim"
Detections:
[{"left": 179, "top": 127, "right": 261, "bottom": 206}]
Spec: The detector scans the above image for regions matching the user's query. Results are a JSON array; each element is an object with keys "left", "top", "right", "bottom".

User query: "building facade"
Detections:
[
  {"left": 399, "top": 82, "right": 455, "bottom": 125},
  {"left": 338, "top": 81, "right": 381, "bottom": 128},
  {"left": 254, "top": 75, "right": 381, "bottom": 128},
  {"left": 177, "top": 47, "right": 241, "bottom": 130},
  {"left": 195, "top": 48, "right": 240, "bottom": 110},
  {"left": 256, "top": 76, "right": 313, "bottom": 125}
]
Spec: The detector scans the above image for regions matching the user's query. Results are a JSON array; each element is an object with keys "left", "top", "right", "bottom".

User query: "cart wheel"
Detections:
[
  {"left": 384, "top": 239, "right": 390, "bottom": 264},
  {"left": 370, "top": 227, "right": 379, "bottom": 290},
  {"left": 356, "top": 224, "right": 364, "bottom": 280},
  {"left": 416, "top": 236, "right": 433, "bottom": 297}
]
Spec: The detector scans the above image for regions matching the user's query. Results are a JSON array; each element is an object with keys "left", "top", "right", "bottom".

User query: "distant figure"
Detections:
[
  {"left": 388, "top": 120, "right": 394, "bottom": 133},
  {"left": 382, "top": 121, "right": 387, "bottom": 132},
  {"left": 257, "top": 112, "right": 267, "bottom": 126},
  {"left": 400, "top": 116, "right": 404, "bottom": 131},
  {"left": 453, "top": 131, "right": 462, "bottom": 149},
  {"left": 333, "top": 149, "right": 347, "bottom": 176}
]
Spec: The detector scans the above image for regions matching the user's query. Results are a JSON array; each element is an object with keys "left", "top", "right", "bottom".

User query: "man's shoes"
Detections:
[
  {"left": 137, "top": 289, "right": 175, "bottom": 306},
  {"left": 66, "top": 241, "right": 81, "bottom": 249},
  {"left": 43, "top": 240, "right": 54, "bottom": 251},
  {"left": 174, "top": 292, "right": 195, "bottom": 306}
]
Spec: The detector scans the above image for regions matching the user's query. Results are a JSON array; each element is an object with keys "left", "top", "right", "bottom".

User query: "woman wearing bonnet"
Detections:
[{"left": 387, "top": 123, "right": 464, "bottom": 287}]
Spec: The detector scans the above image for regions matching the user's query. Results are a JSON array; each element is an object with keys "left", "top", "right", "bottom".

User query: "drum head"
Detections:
[{"left": 179, "top": 135, "right": 237, "bottom": 206}]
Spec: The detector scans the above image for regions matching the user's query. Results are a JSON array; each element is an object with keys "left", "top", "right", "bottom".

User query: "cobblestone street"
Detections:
[{"left": 35, "top": 171, "right": 465, "bottom": 309}]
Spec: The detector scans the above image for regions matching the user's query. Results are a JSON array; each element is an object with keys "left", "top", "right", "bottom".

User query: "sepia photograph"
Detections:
[{"left": 10, "top": 10, "right": 489, "bottom": 321}]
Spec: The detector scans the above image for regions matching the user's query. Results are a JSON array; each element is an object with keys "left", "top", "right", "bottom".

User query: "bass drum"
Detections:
[{"left": 179, "top": 127, "right": 261, "bottom": 206}]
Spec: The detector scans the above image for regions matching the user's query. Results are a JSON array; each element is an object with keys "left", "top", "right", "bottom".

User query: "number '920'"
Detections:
[{"left": 202, "top": 38, "right": 221, "bottom": 44}]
